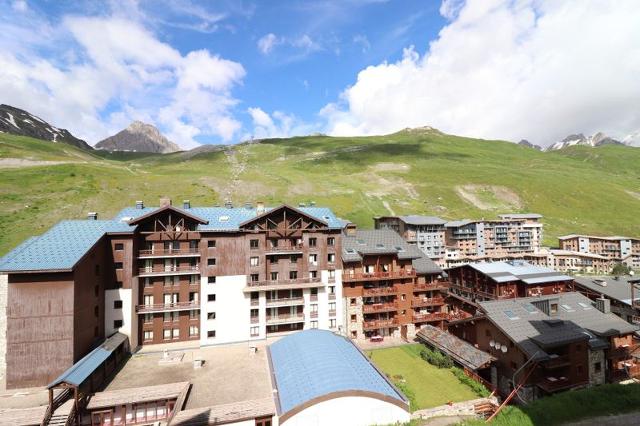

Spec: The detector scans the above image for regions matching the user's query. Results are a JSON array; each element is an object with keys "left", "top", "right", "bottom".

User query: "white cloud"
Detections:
[
  {"left": 353, "top": 34, "right": 370, "bottom": 52},
  {"left": 247, "top": 107, "right": 316, "bottom": 140},
  {"left": 322, "top": 0, "right": 640, "bottom": 146},
  {"left": 257, "top": 33, "right": 280, "bottom": 55},
  {"left": 12, "top": 0, "right": 27, "bottom": 12},
  {"left": 0, "top": 13, "right": 245, "bottom": 148}
]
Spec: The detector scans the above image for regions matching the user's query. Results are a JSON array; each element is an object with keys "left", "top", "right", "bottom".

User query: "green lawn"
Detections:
[
  {"left": 461, "top": 383, "right": 640, "bottom": 426},
  {"left": 367, "top": 344, "right": 478, "bottom": 410}
]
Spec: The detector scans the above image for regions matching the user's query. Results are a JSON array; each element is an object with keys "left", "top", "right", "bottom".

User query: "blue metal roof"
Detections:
[
  {"left": 48, "top": 333, "right": 128, "bottom": 388},
  {"left": 114, "top": 205, "right": 345, "bottom": 231},
  {"left": 268, "top": 330, "right": 407, "bottom": 416},
  {"left": 0, "top": 220, "right": 132, "bottom": 272}
]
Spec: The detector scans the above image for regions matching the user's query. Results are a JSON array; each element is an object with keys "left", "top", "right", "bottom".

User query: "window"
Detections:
[
  {"left": 250, "top": 326, "right": 259, "bottom": 337},
  {"left": 309, "top": 271, "right": 317, "bottom": 278},
  {"left": 290, "top": 255, "right": 297, "bottom": 263},
  {"left": 251, "top": 274, "right": 259, "bottom": 282},
  {"left": 309, "top": 237, "right": 317, "bottom": 247},
  {"left": 595, "top": 362, "right": 602, "bottom": 372},
  {"left": 113, "top": 320, "right": 123, "bottom": 329},
  {"left": 208, "top": 258, "right": 216, "bottom": 266},
  {"left": 114, "top": 243, "right": 124, "bottom": 251},
  {"left": 94, "top": 306, "right": 99, "bottom": 317},
  {"left": 327, "top": 237, "right": 335, "bottom": 246},
  {"left": 310, "top": 304, "right": 318, "bottom": 313},
  {"left": 113, "top": 300, "right": 123, "bottom": 309},
  {"left": 271, "top": 272, "right": 278, "bottom": 281},
  {"left": 164, "top": 312, "right": 175, "bottom": 322},
  {"left": 328, "top": 253, "right": 335, "bottom": 263},
  {"left": 329, "top": 302, "right": 336, "bottom": 311},
  {"left": 289, "top": 271, "right": 298, "bottom": 280},
  {"left": 250, "top": 257, "right": 259, "bottom": 267},
  {"left": 114, "top": 262, "right": 123, "bottom": 269},
  {"left": 207, "top": 312, "right": 216, "bottom": 320},
  {"left": 270, "top": 256, "right": 277, "bottom": 264},
  {"left": 328, "top": 270, "right": 335, "bottom": 278},
  {"left": 143, "top": 313, "right": 153, "bottom": 323},
  {"left": 94, "top": 285, "right": 100, "bottom": 297},
  {"left": 208, "top": 240, "right": 216, "bottom": 248},
  {"left": 95, "top": 265, "right": 100, "bottom": 276},
  {"left": 351, "top": 314, "right": 357, "bottom": 322},
  {"left": 164, "top": 276, "right": 177, "bottom": 287},
  {"left": 250, "top": 239, "right": 259, "bottom": 249},
  {"left": 189, "top": 326, "right": 199, "bottom": 336},
  {"left": 144, "top": 277, "right": 152, "bottom": 287},
  {"left": 163, "top": 329, "right": 171, "bottom": 339},
  {"left": 550, "top": 303, "right": 558, "bottom": 315},
  {"left": 504, "top": 310, "right": 520, "bottom": 320},
  {"left": 189, "top": 310, "right": 198, "bottom": 319},
  {"left": 208, "top": 276, "right": 216, "bottom": 284},
  {"left": 329, "top": 319, "right": 336, "bottom": 328},
  {"left": 144, "top": 331, "right": 153, "bottom": 341},
  {"left": 207, "top": 330, "right": 216, "bottom": 338},
  {"left": 208, "top": 294, "right": 216, "bottom": 302},
  {"left": 189, "top": 292, "right": 198, "bottom": 302},
  {"left": 350, "top": 298, "right": 356, "bottom": 306},
  {"left": 173, "top": 328, "right": 180, "bottom": 339},
  {"left": 351, "top": 331, "right": 357, "bottom": 339},
  {"left": 311, "top": 320, "right": 318, "bottom": 329},
  {"left": 329, "top": 286, "right": 335, "bottom": 294}
]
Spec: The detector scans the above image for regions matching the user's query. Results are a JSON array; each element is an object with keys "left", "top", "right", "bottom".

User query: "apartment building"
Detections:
[
  {"left": 448, "top": 293, "right": 639, "bottom": 400},
  {"left": 0, "top": 200, "right": 345, "bottom": 388},
  {"left": 447, "top": 261, "right": 574, "bottom": 315},
  {"left": 573, "top": 276, "right": 640, "bottom": 325},
  {"left": 558, "top": 234, "right": 640, "bottom": 270},
  {"left": 546, "top": 249, "right": 613, "bottom": 275},
  {"left": 375, "top": 213, "right": 543, "bottom": 267},
  {"left": 341, "top": 229, "right": 451, "bottom": 342}
]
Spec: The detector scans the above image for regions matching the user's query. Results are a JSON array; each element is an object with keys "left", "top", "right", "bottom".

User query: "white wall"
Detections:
[
  {"left": 0, "top": 274, "right": 7, "bottom": 386},
  {"left": 105, "top": 288, "right": 133, "bottom": 343},
  {"left": 201, "top": 275, "right": 251, "bottom": 345},
  {"left": 281, "top": 396, "right": 410, "bottom": 426}
]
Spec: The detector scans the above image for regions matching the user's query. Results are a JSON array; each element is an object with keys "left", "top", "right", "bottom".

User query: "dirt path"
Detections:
[
  {"left": 0, "top": 158, "right": 77, "bottom": 168},
  {"left": 222, "top": 144, "right": 249, "bottom": 200}
]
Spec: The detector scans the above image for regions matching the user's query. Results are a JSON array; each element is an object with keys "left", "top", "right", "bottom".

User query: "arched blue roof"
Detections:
[{"left": 268, "top": 330, "right": 407, "bottom": 416}]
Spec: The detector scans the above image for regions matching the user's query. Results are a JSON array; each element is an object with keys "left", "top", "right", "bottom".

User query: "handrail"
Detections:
[
  {"left": 343, "top": 270, "right": 416, "bottom": 282},
  {"left": 139, "top": 248, "right": 200, "bottom": 256},
  {"left": 247, "top": 277, "right": 321, "bottom": 287},
  {"left": 138, "top": 265, "right": 200, "bottom": 275},
  {"left": 136, "top": 300, "right": 199, "bottom": 313}
]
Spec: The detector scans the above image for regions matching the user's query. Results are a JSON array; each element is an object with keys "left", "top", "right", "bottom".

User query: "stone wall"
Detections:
[
  {"left": 0, "top": 274, "right": 7, "bottom": 389},
  {"left": 589, "top": 349, "right": 606, "bottom": 386},
  {"left": 412, "top": 396, "right": 499, "bottom": 420}
]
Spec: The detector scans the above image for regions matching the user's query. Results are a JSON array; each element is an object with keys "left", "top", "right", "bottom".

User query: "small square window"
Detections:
[
  {"left": 250, "top": 239, "right": 259, "bottom": 249},
  {"left": 251, "top": 274, "right": 259, "bottom": 282},
  {"left": 309, "top": 238, "right": 317, "bottom": 247},
  {"left": 250, "top": 257, "right": 259, "bottom": 267},
  {"left": 208, "top": 330, "right": 216, "bottom": 338},
  {"left": 208, "top": 312, "right": 216, "bottom": 320},
  {"left": 208, "top": 240, "right": 216, "bottom": 248},
  {"left": 208, "top": 258, "right": 216, "bottom": 266},
  {"left": 208, "top": 276, "right": 216, "bottom": 284},
  {"left": 113, "top": 320, "right": 123, "bottom": 329},
  {"left": 327, "top": 237, "right": 335, "bottom": 246},
  {"left": 114, "top": 243, "right": 124, "bottom": 251},
  {"left": 208, "top": 294, "right": 216, "bottom": 302},
  {"left": 113, "top": 300, "right": 123, "bottom": 309},
  {"left": 114, "top": 262, "right": 123, "bottom": 269}
]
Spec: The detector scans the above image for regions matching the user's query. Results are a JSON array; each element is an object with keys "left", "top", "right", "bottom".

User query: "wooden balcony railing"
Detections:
[
  {"left": 447, "top": 310, "right": 473, "bottom": 321},
  {"left": 266, "top": 313, "right": 305, "bottom": 324},
  {"left": 342, "top": 269, "right": 416, "bottom": 282},
  {"left": 138, "top": 265, "right": 200, "bottom": 276},
  {"left": 610, "top": 363, "right": 640, "bottom": 381},
  {"left": 411, "top": 297, "right": 445, "bottom": 308},
  {"left": 537, "top": 378, "right": 587, "bottom": 393},
  {"left": 363, "top": 318, "right": 399, "bottom": 330},
  {"left": 138, "top": 248, "right": 200, "bottom": 257},
  {"left": 266, "top": 244, "right": 304, "bottom": 253},
  {"left": 414, "top": 282, "right": 449, "bottom": 292},
  {"left": 363, "top": 287, "right": 398, "bottom": 296},
  {"left": 246, "top": 277, "right": 321, "bottom": 288},
  {"left": 543, "top": 354, "right": 571, "bottom": 369},
  {"left": 266, "top": 297, "right": 305, "bottom": 307},
  {"left": 136, "top": 300, "right": 199, "bottom": 313},
  {"left": 608, "top": 343, "right": 640, "bottom": 358},
  {"left": 363, "top": 302, "right": 398, "bottom": 314},
  {"left": 412, "top": 312, "right": 449, "bottom": 322}
]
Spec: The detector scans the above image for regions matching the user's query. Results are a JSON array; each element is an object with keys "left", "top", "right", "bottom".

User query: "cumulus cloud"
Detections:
[
  {"left": 322, "top": 0, "right": 640, "bottom": 146},
  {"left": 0, "top": 10, "right": 245, "bottom": 148},
  {"left": 257, "top": 33, "right": 280, "bottom": 55},
  {"left": 247, "top": 107, "right": 316, "bottom": 140}
]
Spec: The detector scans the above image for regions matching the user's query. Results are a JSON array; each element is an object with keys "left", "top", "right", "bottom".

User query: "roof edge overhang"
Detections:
[
  {"left": 238, "top": 204, "right": 328, "bottom": 228},
  {"left": 127, "top": 205, "right": 209, "bottom": 226}
]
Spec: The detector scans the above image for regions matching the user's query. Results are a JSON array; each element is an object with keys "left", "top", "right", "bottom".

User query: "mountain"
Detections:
[
  {"left": 95, "top": 121, "right": 181, "bottom": 153},
  {"left": 0, "top": 104, "right": 92, "bottom": 150},
  {"left": 622, "top": 131, "right": 640, "bottom": 147},
  {"left": 518, "top": 139, "right": 542, "bottom": 150},
  {"left": 546, "top": 132, "right": 624, "bottom": 151}
]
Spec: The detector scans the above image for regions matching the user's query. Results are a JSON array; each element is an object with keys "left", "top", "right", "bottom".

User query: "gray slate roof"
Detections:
[
  {"left": 342, "top": 229, "right": 442, "bottom": 274},
  {"left": 479, "top": 292, "right": 639, "bottom": 361},
  {"left": 416, "top": 325, "right": 495, "bottom": 370},
  {"left": 498, "top": 213, "right": 542, "bottom": 220},
  {"left": 574, "top": 276, "right": 640, "bottom": 306},
  {"left": 469, "top": 261, "right": 573, "bottom": 285},
  {"left": 399, "top": 215, "right": 447, "bottom": 226}
]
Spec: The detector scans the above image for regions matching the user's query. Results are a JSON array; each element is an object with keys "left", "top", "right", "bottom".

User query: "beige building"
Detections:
[{"left": 558, "top": 235, "right": 640, "bottom": 271}]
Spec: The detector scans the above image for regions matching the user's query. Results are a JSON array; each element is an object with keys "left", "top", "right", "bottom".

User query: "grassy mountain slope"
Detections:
[{"left": 2, "top": 130, "right": 640, "bottom": 256}]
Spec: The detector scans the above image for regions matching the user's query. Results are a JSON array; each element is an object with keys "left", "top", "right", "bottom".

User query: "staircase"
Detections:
[
  {"left": 474, "top": 401, "right": 498, "bottom": 419},
  {"left": 44, "top": 399, "right": 75, "bottom": 426}
]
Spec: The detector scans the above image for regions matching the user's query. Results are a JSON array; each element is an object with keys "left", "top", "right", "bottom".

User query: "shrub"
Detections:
[
  {"left": 419, "top": 347, "right": 453, "bottom": 368},
  {"left": 395, "top": 380, "right": 418, "bottom": 412},
  {"left": 450, "top": 367, "right": 490, "bottom": 397}
]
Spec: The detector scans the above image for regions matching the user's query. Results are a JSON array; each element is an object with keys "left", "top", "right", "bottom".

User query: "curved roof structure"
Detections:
[{"left": 268, "top": 330, "right": 408, "bottom": 419}]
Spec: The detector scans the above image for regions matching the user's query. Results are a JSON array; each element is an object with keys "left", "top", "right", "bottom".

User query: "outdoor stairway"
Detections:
[
  {"left": 44, "top": 399, "right": 74, "bottom": 426},
  {"left": 473, "top": 401, "right": 498, "bottom": 419}
]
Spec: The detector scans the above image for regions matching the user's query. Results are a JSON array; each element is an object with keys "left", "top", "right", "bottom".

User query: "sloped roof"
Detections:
[
  {"left": 268, "top": 330, "right": 408, "bottom": 417},
  {"left": 558, "top": 234, "right": 637, "bottom": 241},
  {"left": 416, "top": 325, "right": 495, "bottom": 370},
  {"left": 48, "top": 333, "right": 128, "bottom": 388},
  {"left": 127, "top": 204, "right": 208, "bottom": 225},
  {"left": 498, "top": 213, "right": 542, "bottom": 220},
  {"left": 87, "top": 381, "right": 189, "bottom": 409},
  {"left": 0, "top": 220, "right": 132, "bottom": 272},
  {"left": 468, "top": 261, "right": 572, "bottom": 285},
  {"left": 399, "top": 215, "right": 447, "bottom": 226},
  {"left": 170, "top": 397, "right": 275, "bottom": 426},
  {"left": 114, "top": 205, "right": 345, "bottom": 231},
  {"left": 574, "top": 276, "right": 640, "bottom": 306}
]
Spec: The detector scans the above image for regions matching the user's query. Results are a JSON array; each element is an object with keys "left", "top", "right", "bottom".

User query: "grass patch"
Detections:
[
  {"left": 461, "top": 383, "right": 640, "bottom": 426},
  {"left": 367, "top": 344, "right": 478, "bottom": 410}
]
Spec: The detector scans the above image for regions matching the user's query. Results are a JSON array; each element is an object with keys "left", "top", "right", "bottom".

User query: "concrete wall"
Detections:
[
  {"left": 105, "top": 288, "right": 133, "bottom": 340},
  {"left": 282, "top": 396, "right": 410, "bottom": 426},
  {"left": 201, "top": 274, "right": 250, "bottom": 345},
  {"left": 0, "top": 274, "right": 7, "bottom": 387}
]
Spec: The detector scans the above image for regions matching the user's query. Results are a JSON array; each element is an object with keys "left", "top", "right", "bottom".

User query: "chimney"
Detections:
[
  {"left": 87, "top": 212, "right": 98, "bottom": 220},
  {"left": 596, "top": 297, "right": 610, "bottom": 314},
  {"left": 309, "top": 201, "right": 316, "bottom": 207},
  {"left": 298, "top": 202, "right": 306, "bottom": 207},
  {"left": 160, "top": 198, "right": 172, "bottom": 207},
  {"left": 244, "top": 202, "right": 252, "bottom": 210},
  {"left": 183, "top": 200, "right": 191, "bottom": 209},
  {"left": 135, "top": 200, "right": 144, "bottom": 209},
  {"left": 224, "top": 200, "right": 233, "bottom": 209},
  {"left": 346, "top": 222, "right": 357, "bottom": 236},
  {"left": 256, "top": 201, "right": 265, "bottom": 215}
]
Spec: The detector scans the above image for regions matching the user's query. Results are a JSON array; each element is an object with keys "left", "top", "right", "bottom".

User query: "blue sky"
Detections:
[{"left": 1, "top": 0, "right": 640, "bottom": 148}]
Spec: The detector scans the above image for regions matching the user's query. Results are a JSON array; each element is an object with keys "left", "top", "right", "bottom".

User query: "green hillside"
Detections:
[{"left": 1, "top": 130, "right": 640, "bottom": 256}]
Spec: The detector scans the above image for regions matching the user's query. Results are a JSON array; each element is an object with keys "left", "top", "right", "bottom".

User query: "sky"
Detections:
[{"left": 1, "top": 0, "right": 639, "bottom": 149}]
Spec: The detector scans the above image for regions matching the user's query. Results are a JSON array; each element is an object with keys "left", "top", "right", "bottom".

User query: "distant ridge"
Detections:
[
  {"left": 0, "top": 104, "right": 92, "bottom": 150},
  {"left": 96, "top": 121, "right": 181, "bottom": 153},
  {"left": 546, "top": 132, "right": 624, "bottom": 151}
]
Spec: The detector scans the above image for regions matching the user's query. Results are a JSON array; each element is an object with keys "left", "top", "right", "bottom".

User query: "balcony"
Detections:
[
  {"left": 610, "top": 363, "right": 640, "bottom": 381},
  {"left": 266, "top": 297, "right": 305, "bottom": 307},
  {"left": 543, "top": 354, "right": 571, "bottom": 369},
  {"left": 363, "top": 287, "right": 398, "bottom": 297},
  {"left": 266, "top": 313, "right": 305, "bottom": 325},
  {"left": 250, "top": 316, "right": 259, "bottom": 324},
  {"left": 342, "top": 270, "right": 416, "bottom": 283},
  {"left": 537, "top": 378, "right": 587, "bottom": 393},
  {"left": 608, "top": 343, "right": 640, "bottom": 358},
  {"left": 411, "top": 297, "right": 445, "bottom": 308},
  {"left": 414, "top": 282, "right": 449, "bottom": 292},
  {"left": 138, "top": 265, "right": 200, "bottom": 277},
  {"left": 244, "top": 277, "right": 322, "bottom": 291},
  {"left": 329, "top": 310, "right": 336, "bottom": 317},
  {"left": 138, "top": 248, "right": 200, "bottom": 259},
  {"left": 363, "top": 318, "right": 399, "bottom": 330},
  {"left": 136, "top": 300, "right": 199, "bottom": 314},
  {"left": 413, "top": 312, "right": 449, "bottom": 322},
  {"left": 266, "top": 244, "right": 304, "bottom": 254},
  {"left": 363, "top": 302, "right": 398, "bottom": 314}
]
